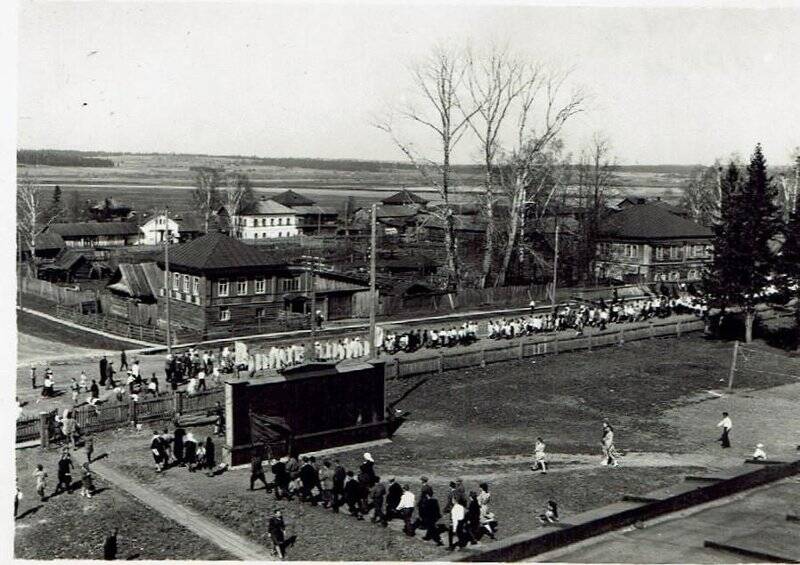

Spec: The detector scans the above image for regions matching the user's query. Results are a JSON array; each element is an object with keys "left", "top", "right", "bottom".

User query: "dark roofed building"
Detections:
[
  {"left": 152, "top": 233, "right": 371, "bottom": 338},
  {"left": 47, "top": 221, "right": 140, "bottom": 248},
  {"left": 291, "top": 205, "right": 339, "bottom": 235},
  {"left": 270, "top": 189, "right": 316, "bottom": 207},
  {"left": 381, "top": 189, "right": 429, "bottom": 206},
  {"left": 89, "top": 198, "right": 132, "bottom": 222},
  {"left": 595, "top": 203, "right": 713, "bottom": 284}
]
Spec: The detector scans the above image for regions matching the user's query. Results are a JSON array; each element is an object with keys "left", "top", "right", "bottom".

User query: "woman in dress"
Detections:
[
  {"left": 601, "top": 422, "right": 618, "bottom": 467},
  {"left": 531, "top": 437, "right": 547, "bottom": 474},
  {"left": 477, "top": 482, "right": 497, "bottom": 539}
]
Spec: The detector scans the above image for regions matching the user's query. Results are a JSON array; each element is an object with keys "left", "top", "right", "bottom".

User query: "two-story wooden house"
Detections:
[
  {"left": 155, "top": 233, "right": 370, "bottom": 338},
  {"left": 594, "top": 203, "right": 713, "bottom": 284}
]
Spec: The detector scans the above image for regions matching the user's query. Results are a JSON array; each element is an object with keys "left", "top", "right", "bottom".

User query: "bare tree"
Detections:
[
  {"left": 574, "top": 133, "right": 618, "bottom": 282},
  {"left": 492, "top": 69, "right": 585, "bottom": 287},
  {"left": 460, "top": 44, "right": 545, "bottom": 287},
  {"left": 17, "top": 175, "right": 61, "bottom": 277},
  {"left": 375, "top": 45, "right": 479, "bottom": 289},
  {"left": 223, "top": 171, "right": 255, "bottom": 237},
  {"left": 192, "top": 167, "right": 223, "bottom": 233},
  {"left": 777, "top": 149, "right": 800, "bottom": 221}
]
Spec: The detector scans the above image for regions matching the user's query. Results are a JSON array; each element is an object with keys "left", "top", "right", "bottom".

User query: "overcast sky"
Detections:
[{"left": 17, "top": 2, "right": 800, "bottom": 165}]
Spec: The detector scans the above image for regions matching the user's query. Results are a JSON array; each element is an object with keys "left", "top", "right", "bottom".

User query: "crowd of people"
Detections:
[{"left": 247, "top": 450, "right": 500, "bottom": 556}]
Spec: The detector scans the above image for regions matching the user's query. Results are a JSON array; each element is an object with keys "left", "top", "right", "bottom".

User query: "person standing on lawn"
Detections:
[
  {"left": 396, "top": 484, "right": 416, "bottom": 534},
  {"left": 250, "top": 450, "right": 268, "bottom": 491},
  {"left": 448, "top": 496, "right": 468, "bottom": 550},
  {"left": 119, "top": 350, "right": 128, "bottom": 371},
  {"left": 151, "top": 430, "right": 166, "bottom": 472},
  {"left": 80, "top": 462, "right": 95, "bottom": 497},
  {"left": 370, "top": 476, "right": 388, "bottom": 526},
  {"left": 89, "top": 379, "right": 100, "bottom": 403},
  {"left": 386, "top": 477, "right": 403, "bottom": 521},
  {"left": 332, "top": 459, "right": 345, "bottom": 512},
  {"left": 319, "top": 460, "right": 333, "bottom": 508},
  {"left": 99, "top": 356, "right": 108, "bottom": 387},
  {"left": 85, "top": 435, "right": 94, "bottom": 463},
  {"left": 54, "top": 450, "right": 74, "bottom": 495},
  {"left": 70, "top": 377, "right": 80, "bottom": 405},
  {"left": 204, "top": 436, "right": 216, "bottom": 470},
  {"left": 268, "top": 509, "right": 293, "bottom": 559},
  {"left": 105, "top": 361, "right": 116, "bottom": 390},
  {"left": 33, "top": 463, "right": 48, "bottom": 501},
  {"left": 601, "top": 422, "right": 619, "bottom": 466},
  {"left": 30, "top": 366, "right": 37, "bottom": 390},
  {"left": 103, "top": 528, "right": 118, "bottom": 560},
  {"left": 717, "top": 411, "right": 732, "bottom": 448}
]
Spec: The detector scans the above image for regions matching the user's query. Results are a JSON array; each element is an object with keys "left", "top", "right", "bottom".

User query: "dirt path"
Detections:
[
  {"left": 388, "top": 451, "right": 735, "bottom": 484},
  {"left": 91, "top": 461, "right": 275, "bottom": 561}
]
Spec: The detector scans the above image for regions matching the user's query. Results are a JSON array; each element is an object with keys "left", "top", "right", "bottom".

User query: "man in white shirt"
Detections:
[
  {"left": 448, "top": 498, "right": 467, "bottom": 550},
  {"left": 717, "top": 411, "right": 732, "bottom": 448},
  {"left": 395, "top": 485, "right": 416, "bottom": 536}
]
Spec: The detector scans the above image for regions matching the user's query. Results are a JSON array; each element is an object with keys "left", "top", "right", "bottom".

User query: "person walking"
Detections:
[
  {"left": 30, "top": 366, "right": 37, "bottom": 390},
  {"left": 531, "top": 437, "right": 547, "bottom": 474},
  {"left": 173, "top": 421, "right": 185, "bottom": 466},
  {"left": 99, "top": 356, "right": 108, "bottom": 387},
  {"left": 15, "top": 485, "right": 22, "bottom": 519},
  {"left": 319, "top": 460, "right": 333, "bottom": 508},
  {"left": 477, "top": 483, "right": 497, "bottom": 539},
  {"left": 70, "top": 378, "right": 80, "bottom": 405},
  {"left": 344, "top": 471, "right": 364, "bottom": 520},
  {"left": 448, "top": 497, "right": 468, "bottom": 550},
  {"left": 85, "top": 435, "right": 94, "bottom": 463},
  {"left": 54, "top": 450, "right": 74, "bottom": 495},
  {"left": 204, "top": 437, "right": 216, "bottom": 470},
  {"left": 271, "top": 457, "right": 291, "bottom": 501},
  {"left": 105, "top": 361, "right": 116, "bottom": 390},
  {"left": 120, "top": 350, "right": 128, "bottom": 371},
  {"left": 267, "top": 509, "right": 293, "bottom": 559},
  {"left": 386, "top": 477, "right": 403, "bottom": 521},
  {"left": 601, "top": 422, "right": 619, "bottom": 467},
  {"left": 717, "top": 411, "right": 732, "bottom": 448},
  {"left": 396, "top": 484, "right": 416, "bottom": 535},
  {"left": 370, "top": 476, "right": 387, "bottom": 526},
  {"left": 151, "top": 430, "right": 166, "bottom": 472},
  {"left": 103, "top": 528, "right": 118, "bottom": 560},
  {"left": 419, "top": 492, "right": 444, "bottom": 546},
  {"left": 89, "top": 379, "right": 100, "bottom": 403},
  {"left": 332, "top": 459, "right": 346, "bottom": 512}
]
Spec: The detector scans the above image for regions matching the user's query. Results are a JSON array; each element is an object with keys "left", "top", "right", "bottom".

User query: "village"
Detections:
[{"left": 11, "top": 2, "right": 800, "bottom": 563}]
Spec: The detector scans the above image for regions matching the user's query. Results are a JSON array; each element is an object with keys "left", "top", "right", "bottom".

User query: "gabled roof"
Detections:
[
  {"left": 35, "top": 231, "right": 65, "bottom": 251},
  {"left": 241, "top": 199, "right": 297, "bottom": 216},
  {"left": 162, "top": 232, "right": 278, "bottom": 273},
  {"left": 270, "top": 190, "right": 315, "bottom": 207},
  {"left": 90, "top": 198, "right": 131, "bottom": 211},
  {"left": 599, "top": 203, "right": 712, "bottom": 240},
  {"left": 107, "top": 262, "right": 162, "bottom": 299},
  {"left": 41, "top": 249, "right": 90, "bottom": 272},
  {"left": 48, "top": 222, "right": 140, "bottom": 238},
  {"left": 381, "top": 189, "right": 429, "bottom": 206}
]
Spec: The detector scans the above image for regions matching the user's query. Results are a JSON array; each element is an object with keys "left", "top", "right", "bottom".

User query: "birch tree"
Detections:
[
  {"left": 17, "top": 175, "right": 61, "bottom": 277},
  {"left": 375, "top": 45, "right": 479, "bottom": 289},
  {"left": 223, "top": 171, "right": 255, "bottom": 237},
  {"left": 192, "top": 167, "right": 223, "bottom": 233}
]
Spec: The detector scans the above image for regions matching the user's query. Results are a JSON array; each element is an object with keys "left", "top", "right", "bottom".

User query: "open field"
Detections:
[
  {"left": 17, "top": 152, "right": 695, "bottom": 216},
  {"left": 14, "top": 444, "right": 233, "bottom": 560},
  {"left": 19, "top": 330, "right": 800, "bottom": 560}
]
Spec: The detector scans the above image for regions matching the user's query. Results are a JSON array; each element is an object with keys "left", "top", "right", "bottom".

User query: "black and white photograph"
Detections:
[{"left": 6, "top": 0, "right": 800, "bottom": 562}]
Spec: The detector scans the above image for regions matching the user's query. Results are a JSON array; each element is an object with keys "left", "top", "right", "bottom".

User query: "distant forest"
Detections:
[
  {"left": 17, "top": 148, "right": 702, "bottom": 175},
  {"left": 17, "top": 149, "right": 115, "bottom": 168}
]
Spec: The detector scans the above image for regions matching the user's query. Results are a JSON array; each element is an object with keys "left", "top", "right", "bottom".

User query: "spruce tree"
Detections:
[
  {"left": 778, "top": 203, "right": 800, "bottom": 349},
  {"left": 705, "top": 144, "right": 780, "bottom": 342}
]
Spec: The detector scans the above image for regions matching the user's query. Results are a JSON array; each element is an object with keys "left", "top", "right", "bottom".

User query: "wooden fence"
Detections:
[
  {"left": 21, "top": 388, "right": 225, "bottom": 444},
  {"left": 54, "top": 304, "right": 168, "bottom": 343},
  {"left": 382, "top": 317, "right": 708, "bottom": 380},
  {"left": 20, "top": 277, "right": 97, "bottom": 306}
]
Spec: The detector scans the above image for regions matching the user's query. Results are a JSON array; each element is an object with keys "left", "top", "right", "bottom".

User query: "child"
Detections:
[
  {"left": 752, "top": 443, "right": 767, "bottom": 461},
  {"left": 538, "top": 500, "right": 559, "bottom": 524},
  {"left": 531, "top": 437, "right": 547, "bottom": 474},
  {"left": 80, "top": 463, "right": 94, "bottom": 498},
  {"left": 79, "top": 371, "right": 88, "bottom": 392},
  {"left": 34, "top": 464, "right": 47, "bottom": 501}
]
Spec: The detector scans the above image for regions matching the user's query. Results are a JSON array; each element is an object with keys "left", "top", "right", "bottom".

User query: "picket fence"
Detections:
[
  {"left": 18, "top": 388, "right": 224, "bottom": 444},
  {"left": 20, "top": 277, "right": 97, "bottom": 306}
]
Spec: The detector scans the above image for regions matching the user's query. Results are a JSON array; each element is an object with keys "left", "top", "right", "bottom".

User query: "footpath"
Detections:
[{"left": 91, "top": 460, "right": 275, "bottom": 561}]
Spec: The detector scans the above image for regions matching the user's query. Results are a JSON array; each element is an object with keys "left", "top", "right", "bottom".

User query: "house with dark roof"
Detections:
[
  {"left": 89, "top": 198, "right": 132, "bottom": 222},
  {"left": 47, "top": 221, "right": 141, "bottom": 248},
  {"left": 291, "top": 205, "right": 339, "bottom": 235},
  {"left": 381, "top": 189, "right": 429, "bottom": 206},
  {"left": 152, "top": 233, "right": 371, "bottom": 338},
  {"left": 270, "top": 189, "right": 316, "bottom": 208},
  {"left": 594, "top": 203, "right": 713, "bottom": 284}
]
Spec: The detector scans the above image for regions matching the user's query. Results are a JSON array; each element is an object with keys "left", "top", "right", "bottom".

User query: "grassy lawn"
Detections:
[
  {"left": 14, "top": 445, "right": 233, "bottom": 560},
  {"left": 16, "top": 325, "right": 800, "bottom": 560}
]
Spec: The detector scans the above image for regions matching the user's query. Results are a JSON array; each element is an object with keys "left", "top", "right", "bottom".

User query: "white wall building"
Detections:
[
  {"left": 232, "top": 199, "right": 299, "bottom": 239},
  {"left": 139, "top": 214, "right": 180, "bottom": 245}
]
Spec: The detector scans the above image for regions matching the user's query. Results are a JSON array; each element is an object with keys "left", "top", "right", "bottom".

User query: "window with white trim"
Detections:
[
  {"left": 172, "top": 273, "right": 180, "bottom": 291},
  {"left": 255, "top": 278, "right": 266, "bottom": 294},
  {"left": 218, "top": 279, "right": 229, "bottom": 297},
  {"left": 281, "top": 277, "right": 300, "bottom": 292},
  {"left": 655, "top": 247, "right": 664, "bottom": 260},
  {"left": 278, "top": 218, "right": 283, "bottom": 226},
  {"left": 192, "top": 276, "right": 199, "bottom": 296},
  {"left": 237, "top": 278, "right": 247, "bottom": 295},
  {"left": 219, "top": 307, "right": 230, "bottom": 321},
  {"left": 182, "top": 274, "right": 190, "bottom": 293}
]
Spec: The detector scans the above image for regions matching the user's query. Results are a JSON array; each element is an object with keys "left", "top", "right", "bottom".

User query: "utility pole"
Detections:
[
  {"left": 309, "top": 264, "right": 317, "bottom": 350},
  {"left": 368, "top": 203, "right": 378, "bottom": 357},
  {"left": 551, "top": 223, "right": 559, "bottom": 313},
  {"left": 17, "top": 229, "right": 23, "bottom": 310},
  {"left": 164, "top": 207, "right": 172, "bottom": 355}
]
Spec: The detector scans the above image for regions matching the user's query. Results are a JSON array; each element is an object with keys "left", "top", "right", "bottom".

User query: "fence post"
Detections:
[
  {"left": 437, "top": 353, "right": 443, "bottom": 374},
  {"left": 553, "top": 336, "right": 559, "bottom": 354},
  {"left": 393, "top": 357, "right": 400, "bottom": 378},
  {"left": 129, "top": 399, "right": 138, "bottom": 425},
  {"left": 39, "top": 412, "right": 50, "bottom": 448},
  {"left": 649, "top": 322, "right": 655, "bottom": 339},
  {"left": 174, "top": 391, "right": 184, "bottom": 414},
  {"left": 676, "top": 321, "right": 682, "bottom": 337},
  {"left": 480, "top": 347, "right": 486, "bottom": 368},
  {"left": 618, "top": 328, "right": 625, "bottom": 346}
]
